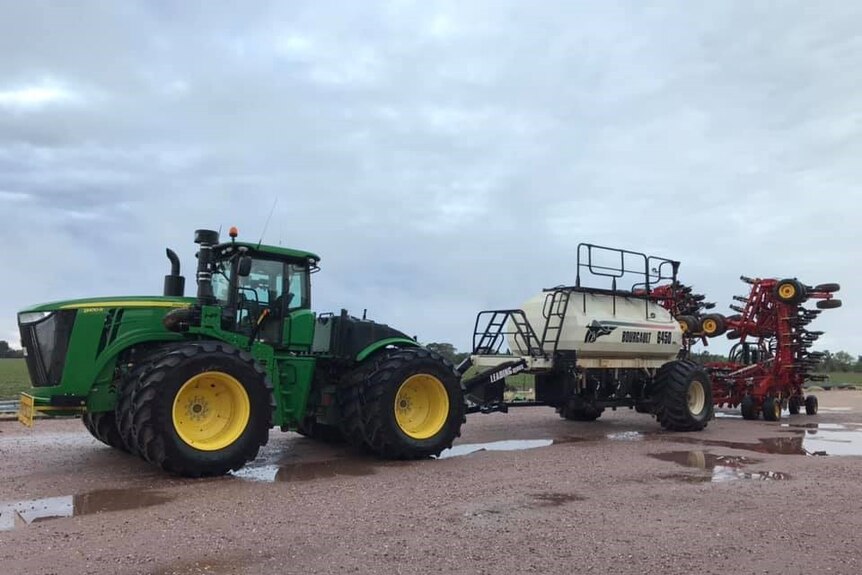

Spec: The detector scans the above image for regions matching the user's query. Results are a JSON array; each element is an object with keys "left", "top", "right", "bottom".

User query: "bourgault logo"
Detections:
[{"left": 584, "top": 320, "right": 616, "bottom": 343}]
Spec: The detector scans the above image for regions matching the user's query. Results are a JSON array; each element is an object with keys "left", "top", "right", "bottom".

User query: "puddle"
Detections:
[
  {"left": 0, "top": 488, "right": 172, "bottom": 531},
  {"left": 232, "top": 458, "right": 379, "bottom": 483},
  {"left": 528, "top": 492, "right": 585, "bottom": 507},
  {"left": 606, "top": 431, "right": 644, "bottom": 441},
  {"left": 650, "top": 451, "right": 789, "bottom": 483},
  {"left": 714, "top": 412, "right": 743, "bottom": 419},
  {"left": 436, "top": 439, "right": 554, "bottom": 459}
]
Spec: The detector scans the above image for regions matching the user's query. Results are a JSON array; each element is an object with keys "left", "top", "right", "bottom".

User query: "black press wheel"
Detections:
[
  {"left": 653, "top": 360, "right": 713, "bottom": 431},
  {"left": 775, "top": 279, "right": 807, "bottom": 304},
  {"left": 762, "top": 396, "right": 782, "bottom": 422},
  {"left": 358, "top": 347, "right": 465, "bottom": 459},
  {"left": 805, "top": 395, "right": 818, "bottom": 415},
  {"left": 813, "top": 283, "right": 840, "bottom": 293},
  {"left": 129, "top": 342, "right": 273, "bottom": 477},
  {"left": 788, "top": 395, "right": 802, "bottom": 415},
  {"left": 559, "top": 397, "right": 604, "bottom": 421},
  {"left": 816, "top": 299, "right": 842, "bottom": 310},
  {"left": 740, "top": 396, "right": 759, "bottom": 420}
]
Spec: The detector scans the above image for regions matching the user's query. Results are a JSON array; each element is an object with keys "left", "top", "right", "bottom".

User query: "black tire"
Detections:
[
  {"left": 701, "top": 314, "right": 727, "bottom": 338},
  {"left": 762, "top": 396, "right": 781, "bottom": 422},
  {"left": 816, "top": 299, "right": 842, "bottom": 310},
  {"left": 559, "top": 397, "right": 604, "bottom": 421},
  {"left": 775, "top": 279, "right": 806, "bottom": 304},
  {"left": 677, "top": 315, "right": 701, "bottom": 336},
  {"left": 653, "top": 360, "right": 713, "bottom": 431},
  {"left": 805, "top": 395, "right": 818, "bottom": 415},
  {"left": 116, "top": 347, "right": 175, "bottom": 456},
  {"left": 814, "top": 283, "right": 840, "bottom": 293},
  {"left": 336, "top": 360, "right": 378, "bottom": 450},
  {"left": 357, "top": 347, "right": 464, "bottom": 459},
  {"left": 82, "top": 411, "right": 126, "bottom": 451},
  {"left": 129, "top": 342, "right": 273, "bottom": 477},
  {"left": 740, "top": 396, "right": 758, "bottom": 420},
  {"left": 727, "top": 330, "right": 741, "bottom": 340},
  {"left": 788, "top": 395, "right": 802, "bottom": 415}
]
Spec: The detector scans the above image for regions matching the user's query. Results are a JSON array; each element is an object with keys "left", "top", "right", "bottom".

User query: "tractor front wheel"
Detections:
[
  {"left": 358, "top": 348, "right": 464, "bottom": 459},
  {"left": 82, "top": 411, "right": 126, "bottom": 451},
  {"left": 129, "top": 342, "right": 273, "bottom": 477},
  {"left": 653, "top": 360, "right": 713, "bottom": 431}
]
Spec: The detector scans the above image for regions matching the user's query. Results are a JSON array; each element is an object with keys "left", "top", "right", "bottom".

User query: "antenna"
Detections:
[{"left": 257, "top": 196, "right": 278, "bottom": 249}]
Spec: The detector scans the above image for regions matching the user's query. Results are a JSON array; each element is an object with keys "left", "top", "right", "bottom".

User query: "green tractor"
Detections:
[{"left": 16, "top": 228, "right": 465, "bottom": 477}]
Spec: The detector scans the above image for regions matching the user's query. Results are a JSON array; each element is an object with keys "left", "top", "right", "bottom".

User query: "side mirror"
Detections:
[{"left": 237, "top": 256, "right": 252, "bottom": 277}]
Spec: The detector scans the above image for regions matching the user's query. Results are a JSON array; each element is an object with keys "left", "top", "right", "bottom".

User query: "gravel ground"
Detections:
[{"left": 1, "top": 391, "right": 861, "bottom": 575}]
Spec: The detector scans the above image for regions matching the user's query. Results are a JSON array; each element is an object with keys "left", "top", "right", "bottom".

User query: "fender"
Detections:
[{"left": 356, "top": 337, "right": 421, "bottom": 362}]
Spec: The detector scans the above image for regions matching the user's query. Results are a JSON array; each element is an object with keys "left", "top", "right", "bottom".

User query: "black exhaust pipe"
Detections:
[
  {"left": 194, "top": 229, "right": 220, "bottom": 304},
  {"left": 163, "top": 248, "right": 186, "bottom": 297}
]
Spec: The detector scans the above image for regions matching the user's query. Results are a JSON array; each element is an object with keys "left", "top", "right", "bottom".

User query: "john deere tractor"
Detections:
[{"left": 17, "top": 228, "right": 464, "bottom": 476}]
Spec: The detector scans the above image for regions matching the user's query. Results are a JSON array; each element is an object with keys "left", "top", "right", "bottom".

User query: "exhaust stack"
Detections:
[{"left": 163, "top": 248, "right": 186, "bottom": 297}]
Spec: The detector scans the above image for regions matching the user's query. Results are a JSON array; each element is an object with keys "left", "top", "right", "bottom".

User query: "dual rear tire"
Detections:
[{"left": 94, "top": 342, "right": 273, "bottom": 477}]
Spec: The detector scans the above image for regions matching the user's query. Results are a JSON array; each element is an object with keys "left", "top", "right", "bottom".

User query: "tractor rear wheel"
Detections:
[
  {"left": 775, "top": 279, "right": 807, "bottom": 304},
  {"left": 805, "top": 395, "right": 818, "bottom": 415},
  {"left": 559, "top": 397, "right": 604, "bottom": 421},
  {"left": 130, "top": 342, "right": 273, "bottom": 477},
  {"left": 653, "top": 360, "right": 712, "bottom": 431},
  {"left": 82, "top": 411, "right": 126, "bottom": 451},
  {"left": 762, "top": 397, "right": 781, "bottom": 421},
  {"left": 358, "top": 348, "right": 464, "bottom": 459},
  {"left": 740, "top": 396, "right": 758, "bottom": 420}
]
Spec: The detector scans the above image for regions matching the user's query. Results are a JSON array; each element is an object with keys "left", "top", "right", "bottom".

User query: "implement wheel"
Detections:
[
  {"left": 740, "top": 396, "right": 758, "bottom": 420},
  {"left": 805, "top": 395, "right": 818, "bottom": 415},
  {"left": 358, "top": 348, "right": 464, "bottom": 459},
  {"left": 677, "top": 315, "right": 701, "bottom": 336},
  {"left": 788, "top": 396, "right": 802, "bottom": 415},
  {"left": 816, "top": 299, "right": 842, "bottom": 310},
  {"left": 701, "top": 314, "right": 728, "bottom": 338},
  {"left": 762, "top": 397, "right": 781, "bottom": 422},
  {"left": 130, "top": 342, "right": 272, "bottom": 477},
  {"left": 653, "top": 360, "right": 713, "bottom": 431},
  {"left": 82, "top": 411, "right": 126, "bottom": 451},
  {"left": 775, "top": 279, "right": 807, "bottom": 304},
  {"left": 814, "top": 283, "right": 840, "bottom": 293}
]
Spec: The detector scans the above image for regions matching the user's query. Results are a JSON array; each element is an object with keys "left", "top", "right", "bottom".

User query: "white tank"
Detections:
[{"left": 507, "top": 289, "right": 683, "bottom": 361}]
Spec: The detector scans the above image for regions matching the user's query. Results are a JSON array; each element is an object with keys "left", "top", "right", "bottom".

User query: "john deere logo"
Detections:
[{"left": 585, "top": 320, "right": 617, "bottom": 343}]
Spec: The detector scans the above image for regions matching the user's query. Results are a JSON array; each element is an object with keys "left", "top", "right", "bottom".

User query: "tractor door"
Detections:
[{"left": 281, "top": 263, "right": 315, "bottom": 351}]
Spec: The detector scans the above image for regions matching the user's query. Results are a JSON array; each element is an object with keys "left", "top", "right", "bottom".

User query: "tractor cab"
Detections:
[{"left": 165, "top": 227, "right": 321, "bottom": 351}]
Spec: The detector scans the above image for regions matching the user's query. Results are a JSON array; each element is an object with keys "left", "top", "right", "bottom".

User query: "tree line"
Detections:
[{"left": 0, "top": 341, "right": 24, "bottom": 359}]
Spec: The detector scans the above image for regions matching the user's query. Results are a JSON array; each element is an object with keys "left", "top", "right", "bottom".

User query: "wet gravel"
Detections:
[{"left": 1, "top": 391, "right": 862, "bottom": 575}]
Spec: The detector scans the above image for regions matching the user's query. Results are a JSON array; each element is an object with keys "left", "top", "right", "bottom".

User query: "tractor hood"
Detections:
[{"left": 20, "top": 296, "right": 195, "bottom": 314}]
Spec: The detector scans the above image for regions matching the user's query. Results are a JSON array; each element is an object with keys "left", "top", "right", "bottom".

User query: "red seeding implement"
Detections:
[{"left": 698, "top": 277, "right": 842, "bottom": 421}]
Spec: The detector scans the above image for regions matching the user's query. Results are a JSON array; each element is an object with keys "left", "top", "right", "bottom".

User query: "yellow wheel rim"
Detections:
[
  {"left": 172, "top": 371, "right": 251, "bottom": 451},
  {"left": 687, "top": 380, "right": 706, "bottom": 415},
  {"left": 702, "top": 319, "right": 717, "bottom": 334},
  {"left": 778, "top": 283, "right": 796, "bottom": 300},
  {"left": 394, "top": 374, "right": 449, "bottom": 440},
  {"left": 678, "top": 320, "right": 689, "bottom": 333}
]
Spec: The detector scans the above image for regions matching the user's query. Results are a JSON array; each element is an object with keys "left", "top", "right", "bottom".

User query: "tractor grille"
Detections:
[{"left": 19, "top": 310, "right": 77, "bottom": 388}]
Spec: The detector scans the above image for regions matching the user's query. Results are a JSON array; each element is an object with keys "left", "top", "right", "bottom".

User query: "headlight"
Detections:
[{"left": 18, "top": 311, "right": 54, "bottom": 325}]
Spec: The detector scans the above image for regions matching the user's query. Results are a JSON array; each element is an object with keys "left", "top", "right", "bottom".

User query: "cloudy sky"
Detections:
[{"left": 1, "top": 1, "right": 859, "bottom": 355}]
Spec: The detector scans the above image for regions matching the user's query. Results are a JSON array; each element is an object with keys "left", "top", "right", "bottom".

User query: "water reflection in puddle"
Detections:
[
  {"left": 0, "top": 488, "right": 172, "bottom": 531},
  {"left": 232, "top": 458, "right": 380, "bottom": 483},
  {"left": 437, "top": 439, "right": 554, "bottom": 459},
  {"left": 650, "top": 451, "right": 789, "bottom": 483}
]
